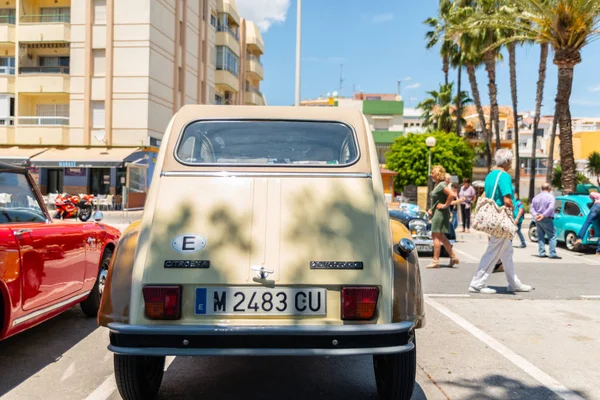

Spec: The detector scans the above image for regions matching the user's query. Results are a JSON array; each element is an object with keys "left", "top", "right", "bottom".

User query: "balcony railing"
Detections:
[
  {"left": 573, "top": 123, "right": 600, "bottom": 132},
  {"left": 20, "top": 14, "right": 71, "bottom": 24},
  {"left": 0, "top": 15, "right": 16, "bottom": 24},
  {"left": 19, "top": 66, "right": 69, "bottom": 74},
  {"left": 246, "top": 84, "right": 262, "bottom": 96},
  {"left": 0, "top": 66, "right": 15, "bottom": 75},
  {"left": 18, "top": 116, "right": 69, "bottom": 126},
  {"left": 217, "top": 25, "right": 239, "bottom": 41},
  {"left": 0, "top": 117, "right": 14, "bottom": 126},
  {"left": 246, "top": 54, "right": 262, "bottom": 65}
]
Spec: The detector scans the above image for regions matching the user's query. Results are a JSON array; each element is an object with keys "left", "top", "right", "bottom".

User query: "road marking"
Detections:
[
  {"left": 580, "top": 295, "right": 600, "bottom": 299},
  {"left": 85, "top": 356, "right": 177, "bottom": 400},
  {"left": 425, "top": 294, "right": 471, "bottom": 298},
  {"left": 554, "top": 250, "right": 600, "bottom": 266},
  {"left": 425, "top": 296, "right": 585, "bottom": 400},
  {"left": 452, "top": 248, "right": 480, "bottom": 262}
]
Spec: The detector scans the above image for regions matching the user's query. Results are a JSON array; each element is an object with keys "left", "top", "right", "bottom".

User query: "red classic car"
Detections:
[{"left": 0, "top": 162, "right": 121, "bottom": 340}]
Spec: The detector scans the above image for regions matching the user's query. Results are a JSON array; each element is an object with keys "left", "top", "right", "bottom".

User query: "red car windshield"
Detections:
[{"left": 0, "top": 172, "right": 46, "bottom": 223}]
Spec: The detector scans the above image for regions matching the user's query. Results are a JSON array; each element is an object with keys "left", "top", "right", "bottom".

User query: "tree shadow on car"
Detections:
[{"left": 0, "top": 307, "right": 99, "bottom": 397}]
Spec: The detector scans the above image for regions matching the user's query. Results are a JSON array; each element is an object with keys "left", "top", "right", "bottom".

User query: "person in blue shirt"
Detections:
[
  {"left": 513, "top": 192, "right": 526, "bottom": 248},
  {"left": 468, "top": 149, "right": 532, "bottom": 294}
]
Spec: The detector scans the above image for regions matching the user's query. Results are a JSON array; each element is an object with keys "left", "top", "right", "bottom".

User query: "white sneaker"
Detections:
[
  {"left": 469, "top": 286, "right": 497, "bottom": 294},
  {"left": 507, "top": 283, "right": 533, "bottom": 292}
]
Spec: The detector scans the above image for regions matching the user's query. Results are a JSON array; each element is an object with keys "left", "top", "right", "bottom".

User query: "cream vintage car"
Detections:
[{"left": 98, "top": 105, "right": 425, "bottom": 400}]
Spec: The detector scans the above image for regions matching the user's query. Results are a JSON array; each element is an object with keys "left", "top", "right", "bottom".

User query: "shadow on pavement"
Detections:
[
  {"left": 444, "top": 374, "right": 588, "bottom": 400},
  {"left": 156, "top": 355, "right": 428, "bottom": 399},
  {"left": 0, "top": 307, "right": 98, "bottom": 396}
]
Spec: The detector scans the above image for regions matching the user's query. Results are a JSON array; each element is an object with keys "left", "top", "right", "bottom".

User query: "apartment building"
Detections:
[{"left": 0, "top": 0, "right": 265, "bottom": 208}]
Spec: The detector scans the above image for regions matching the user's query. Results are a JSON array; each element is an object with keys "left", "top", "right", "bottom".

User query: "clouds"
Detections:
[
  {"left": 236, "top": 0, "right": 291, "bottom": 31},
  {"left": 406, "top": 83, "right": 421, "bottom": 90},
  {"left": 590, "top": 84, "right": 600, "bottom": 93},
  {"left": 371, "top": 13, "right": 394, "bottom": 23}
]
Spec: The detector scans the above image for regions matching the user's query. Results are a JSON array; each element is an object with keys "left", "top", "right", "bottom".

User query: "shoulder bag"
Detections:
[{"left": 472, "top": 171, "right": 517, "bottom": 239}]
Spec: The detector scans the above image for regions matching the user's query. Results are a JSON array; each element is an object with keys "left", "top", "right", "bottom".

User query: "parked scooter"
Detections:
[{"left": 54, "top": 194, "right": 95, "bottom": 222}]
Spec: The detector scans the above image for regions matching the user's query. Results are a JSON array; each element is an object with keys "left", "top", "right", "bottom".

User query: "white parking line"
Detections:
[
  {"left": 85, "top": 356, "right": 177, "bottom": 400},
  {"left": 452, "top": 248, "right": 480, "bottom": 262},
  {"left": 425, "top": 296, "right": 585, "bottom": 400},
  {"left": 425, "top": 294, "right": 471, "bottom": 298},
  {"left": 580, "top": 295, "right": 600, "bottom": 299}
]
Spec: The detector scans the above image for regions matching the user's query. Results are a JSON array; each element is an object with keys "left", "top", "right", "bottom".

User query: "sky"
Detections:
[{"left": 236, "top": 0, "right": 600, "bottom": 118}]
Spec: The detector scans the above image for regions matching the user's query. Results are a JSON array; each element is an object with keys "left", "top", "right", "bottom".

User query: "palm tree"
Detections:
[
  {"left": 507, "top": 41, "right": 521, "bottom": 195},
  {"left": 546, "top": 108, "right": 558, "bottom": 182},
  {"left": 424, "top": 0, "right": 455, "bottom": 86},
  {"left": 586, "top": 151, "right": 600, "bottom": 186},
  {"left": 453, "top": 0, "right": 600, "bottom": 194},
  {"left": 528, "top": 43, "right": 549, "bottom": 201},
  {"left": 451, "top": 49, "right": 464, "bottom": 136},
  {"left": 418, "top": 82, "right": 472, "bottom": 133}
]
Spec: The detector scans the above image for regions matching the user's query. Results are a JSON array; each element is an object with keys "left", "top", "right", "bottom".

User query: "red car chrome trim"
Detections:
[{"left": 12, "top": 290, "right": 91, "bottom": 327}]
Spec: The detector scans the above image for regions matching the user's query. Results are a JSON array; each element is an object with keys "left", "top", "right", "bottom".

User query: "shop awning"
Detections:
[
  {"left": 29, "top": 147, "right": 145, "bottom": 168},
  {"left": 0, "top": 147, "right": 50, "bottom": 166}
]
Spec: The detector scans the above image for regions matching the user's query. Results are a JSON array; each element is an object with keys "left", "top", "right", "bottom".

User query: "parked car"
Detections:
[
  {"left": 528, "top": 193, "right": 599, "bottom": 251},
  {"left": 0, "top": 162, "right": 121, "bottom": 341},
  {"left": 389, "top": 205, "right": 456, "bottom": 256},
  {"left": 99, "top": 105, "right": 425, "bottom": 400}
]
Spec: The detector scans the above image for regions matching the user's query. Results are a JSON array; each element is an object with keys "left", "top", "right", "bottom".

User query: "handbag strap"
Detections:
[{"left": 490, "top": 171, "right": 503, "bottom": 200}]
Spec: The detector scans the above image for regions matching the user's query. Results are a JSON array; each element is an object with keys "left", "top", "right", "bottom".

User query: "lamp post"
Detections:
[{"left": 426, "top": 136, "right": 436, "bottom": 208}]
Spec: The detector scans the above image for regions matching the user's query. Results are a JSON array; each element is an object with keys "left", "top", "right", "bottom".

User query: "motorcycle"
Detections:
[{"left": 54, "top": 193, "right": 95, "bottom": 222}]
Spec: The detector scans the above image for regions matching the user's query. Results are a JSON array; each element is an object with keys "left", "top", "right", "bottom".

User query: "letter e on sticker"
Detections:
[{"left": 171, "top": 234, "right": 207, "bottom": 253}]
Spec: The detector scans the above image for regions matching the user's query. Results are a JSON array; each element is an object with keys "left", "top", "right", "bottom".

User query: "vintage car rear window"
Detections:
[{"left": 176, "top": 120, "right": 359, "bottom": 166}]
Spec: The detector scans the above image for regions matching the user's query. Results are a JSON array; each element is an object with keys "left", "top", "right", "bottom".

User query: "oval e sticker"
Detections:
[{"left": 171, "top": 234, "right": 207, "bottom": 253}]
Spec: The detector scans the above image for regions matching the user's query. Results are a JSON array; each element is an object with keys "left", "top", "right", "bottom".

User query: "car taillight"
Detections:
[
  {"left": 142, "top": 285, "right": 182, "bottom": 320},
  {"left": 341, "top": 286, "right": 379, "bottom": 320},
  {"left": 590, "top": 228, "right": 595, "bottom": 238}
]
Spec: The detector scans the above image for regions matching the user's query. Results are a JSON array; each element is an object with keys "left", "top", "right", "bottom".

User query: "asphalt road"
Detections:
[{"left": 1, "top": 229, "right": 598, "bottom": 399}]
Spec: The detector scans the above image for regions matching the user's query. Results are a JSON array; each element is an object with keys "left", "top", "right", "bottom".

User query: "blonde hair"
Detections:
[
  {"left": 445, "top": 173, "right": 451, "bottom": 182},
  {"left": 431, "top": 165, "right": 446, "bottom": 182}
]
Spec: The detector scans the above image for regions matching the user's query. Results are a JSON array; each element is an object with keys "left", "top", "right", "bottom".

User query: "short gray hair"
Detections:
[{"left": 494, "top": 148, "right": 513, "bottom": 167}]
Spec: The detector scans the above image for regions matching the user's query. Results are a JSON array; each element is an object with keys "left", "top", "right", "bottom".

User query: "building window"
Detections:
[
  {"left": 210, "top": 14, "right": 217, "bottom": 28},
  {"left": 179, "top": 21, "right": 184, "bottom": 46},
  {"left": 0, "top": 57, "right": 15, "bottom": 75},
  {"left": 92, "top": 101, "right": 105, "bottom": 128},
  {"left": 0, "top": 8, "right": 16, "bottom": 24},
  {"left": 39, "top": 56, "right": 70, "bottom": 74},
  {"left": 40, "top": 7, "right": 70, "bottom": 23},
  {"left": 216, "top": 13, "right": 239, "bottom": 40},
  {"left": 201, "top": 81, "right": 206, "bottom": 103},
  {"left": 216, "top": 46, "right": 238, "bottom": 77},
  {"left": 35, "top": 104, "right": 69, "bottom": 125},
  {"left": 92, "top": 49, "right": 105, "bottom": 76},
  {"left": 215, "top": 94, "right": 224, "bottom": 105},
  {"left": 93, "top": 0, "right": 107, "bottom": 24}
]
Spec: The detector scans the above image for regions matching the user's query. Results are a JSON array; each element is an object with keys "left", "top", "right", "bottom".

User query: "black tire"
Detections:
[
  {"left": 80, "top": 248, "right": 112, "bottom": 317},
  {"left": 78, "top": 206, "right": 92, "bottom": 222},
  {"left": 373, "top": 337, "right": 417, "bottom": 400},
  {"left": 114, "top": 355, "right": 165, "bottom": 400},
  {"left": 565, "top": 231, "right": 577, "bottom": 251},
  {"left": 528, "top": 224, "right": 538, "bottom": 243}
]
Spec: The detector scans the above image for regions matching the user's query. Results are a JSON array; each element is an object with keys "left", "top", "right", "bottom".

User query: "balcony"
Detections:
[
  {"left": 573, "top": 123, "right": 600, "bottom": 132},
  {"left": 215, "top": 70, "right": 239, "bottom": 92},
  {"left": 17, "top": 67, "right": 70, "bottom": 93},
  {"left": 245, "top": 86, "right": 265, "bottom": 105},
  {"left": 15, "top": 116, "right": 69, "bottom": 145},
  {"left": 245, "top": 21, "right": 264, "bottom": 55},
  {"left": 0, "top": 67, "right": 15, "bottom": 93},
  {"left": 0, "top": 117, "right": 14, "bottom": 144},
  {"left": 217, "top": 25, "right": 239, "bottom": 41},
  {"left": 246, "top": 55, "right": 264, "bottom": 80},
  {"left": 0, "top": 15, "right": 16, "bottom": 43},
  {"left": 216, "top": 31, "right": 240, "bottom": 56},
  {"left": 18, "top": 116, "right": 69, "bottom": 126},
  {"left": 19, "top": 14, "right": 71, "bottom": 43}
]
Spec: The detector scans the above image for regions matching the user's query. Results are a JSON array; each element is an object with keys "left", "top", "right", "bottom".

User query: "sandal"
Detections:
[
  {"left": 450, "top": 256, "right": 460, "bottom": 266},
  {"left": 426, "top": 260, "right": 440, "bottom": 269}
]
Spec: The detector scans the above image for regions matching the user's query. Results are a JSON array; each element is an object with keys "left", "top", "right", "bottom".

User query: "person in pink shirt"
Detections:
[{"left": 574, "top": 191, "right": 600, "bottom": 255}]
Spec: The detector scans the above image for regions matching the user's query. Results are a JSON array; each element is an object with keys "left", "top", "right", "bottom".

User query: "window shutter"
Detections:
[{"left": 92, "top": 101, "right": 105, "bottom": 128}]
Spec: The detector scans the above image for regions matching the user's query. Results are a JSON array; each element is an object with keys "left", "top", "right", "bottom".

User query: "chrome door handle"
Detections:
[{"left": 14, "top": 229, "right": 32, "bottom": 236}]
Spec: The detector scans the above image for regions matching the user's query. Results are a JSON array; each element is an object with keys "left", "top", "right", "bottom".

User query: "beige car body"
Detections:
[{"left": 99, "top": 105, "right": 424, "bottom": 357}]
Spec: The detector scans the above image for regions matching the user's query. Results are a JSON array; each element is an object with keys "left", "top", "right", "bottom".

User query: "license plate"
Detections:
[
  {"left": 195, "top": 287, "right": 327, "bottom": 316},
  {"left": 416, "top": 244, "right": 432, "bottom": 252}
]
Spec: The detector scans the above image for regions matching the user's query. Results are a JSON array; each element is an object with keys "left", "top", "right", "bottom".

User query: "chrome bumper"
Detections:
[{"left": 107, "top": 321, "right": 415, "bottom": 357}]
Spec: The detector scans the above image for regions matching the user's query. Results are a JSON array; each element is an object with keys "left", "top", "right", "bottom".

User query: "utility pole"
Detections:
[
  {"left": 294, "top": 0, "right": 302, "bottom": 106},
  {"left": 339, "top": 64, "right": 344, "bottom": 96}
]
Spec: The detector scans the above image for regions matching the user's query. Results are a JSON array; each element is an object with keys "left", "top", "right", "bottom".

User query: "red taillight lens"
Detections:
[
  {"left": 341, "top": 287, "right": 379, "bottom": 320},
  {"left": 590, "top": 228, "right": 595, "bottom": 238},
  {"left": 142, "top": 285, "right": 182, "bottom": 320}
]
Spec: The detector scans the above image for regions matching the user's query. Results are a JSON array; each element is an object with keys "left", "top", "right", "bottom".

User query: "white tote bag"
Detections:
[{"left": 472, "top": 171, "right": 517, "bottom": 239}]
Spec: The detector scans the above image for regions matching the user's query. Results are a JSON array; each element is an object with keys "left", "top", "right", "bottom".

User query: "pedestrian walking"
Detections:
[
  {"left": 574, "top": 191, "right": 600, "bottom": 256},
  {"left": 458, "top": 178, "right": 476, "bottom": 233},
  {"left": 450, "top": 183, "right": 462, "bottom": 230},
  {"left": 468, "top": 149, "right": 532, "bottom": 294},
  {"left": 530, "top": 183, "right": 562, "bottom": 259},
  {"left": 426, "top": 165, "right": 460, "bottom": 268},
  {"left": 513, "top": 193, "right": 526, "bottom": 248}
]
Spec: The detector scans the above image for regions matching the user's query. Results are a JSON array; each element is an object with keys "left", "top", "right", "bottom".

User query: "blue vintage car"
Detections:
[{"left": 528, "top": 190, "right": 600, "bottom": 251}]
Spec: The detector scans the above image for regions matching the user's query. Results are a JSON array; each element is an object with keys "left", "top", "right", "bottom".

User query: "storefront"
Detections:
[{"left": 28, "top": 146, "right": 158, "bottom": 210}]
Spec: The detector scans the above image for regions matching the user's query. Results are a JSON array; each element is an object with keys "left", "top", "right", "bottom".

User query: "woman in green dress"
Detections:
[{"left": 426, "top": 165, "right": 460, "bottom": 268}]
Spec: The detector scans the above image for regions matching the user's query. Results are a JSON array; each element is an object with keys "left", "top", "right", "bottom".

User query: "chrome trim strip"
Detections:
[
  {"left": 160, "top": 171, "right": 372, "bottom": 178},
  {"left": 108, "top": 343, "right": 415, "bottom": 357},
  {"left": 13, "top": 291, "right": 92, "bottom": 327},
  {"left": 107, "top": 321, "right": 413, "bottom": 335}
]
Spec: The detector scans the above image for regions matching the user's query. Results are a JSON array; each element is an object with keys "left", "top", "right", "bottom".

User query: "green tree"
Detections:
[
  {"left": 586, "top": 151, "right": 600, "bottom": 186},
  {"left": 386, "top": 131, "right": 475, "bottom": 191},
  {"left": 418, "top": 82, "right": 472, "bottom": 133},
  {"left": 551, "top": 165, "right": 590, "bottom": 191}
]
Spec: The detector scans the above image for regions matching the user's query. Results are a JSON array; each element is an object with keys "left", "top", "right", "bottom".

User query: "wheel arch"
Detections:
[{"left": 0, "top": 281, "right": 10, "bottom": 339}]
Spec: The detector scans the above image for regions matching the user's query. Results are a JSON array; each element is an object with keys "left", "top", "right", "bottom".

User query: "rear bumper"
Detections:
[{"left": 107, "top": 321, "right": 415, "bottom": 356}]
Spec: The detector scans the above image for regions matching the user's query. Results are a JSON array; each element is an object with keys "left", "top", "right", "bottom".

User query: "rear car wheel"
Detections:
[
  {"left": 565, "top": 231, "right": 577, "bottom": 251},
  {"left": 373, "top": 337, "right": 416, "bottom": 400},
  {"left": 78, "top": 206, "right": 92, "bottom": 222},
  {"left": 81, "top": 248, "right": 112, "bottom": 317},
  {"left": 528, "top": 224, "right": 538, "bottom": 243},
  {"left": 114, "top": 355, "right": 165, "bottom": 400}
]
